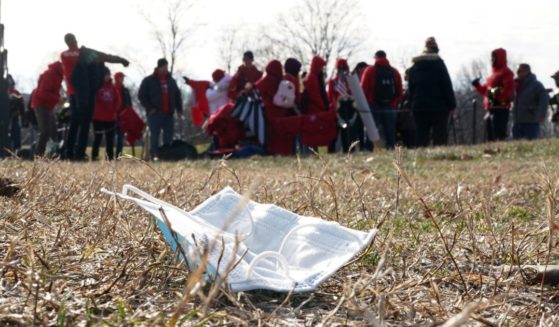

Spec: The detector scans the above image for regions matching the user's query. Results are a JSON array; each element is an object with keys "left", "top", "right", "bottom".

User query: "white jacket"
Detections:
[{"left": 206, "top": 74, "right": 232, "bottom": 115}]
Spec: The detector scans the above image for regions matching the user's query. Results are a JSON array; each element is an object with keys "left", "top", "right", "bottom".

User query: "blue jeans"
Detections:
[
  {"left": 115, "top": 125, "right": 124, "bottom": 157},
  {"left": 512, "top": 123, "right": 540, "bottom": 140},
  {"left": 147, "top": 112, "right": 174, "bottom": 157},
  {"left": 371, "top": 105, "right": 397, "bottom": 149}
]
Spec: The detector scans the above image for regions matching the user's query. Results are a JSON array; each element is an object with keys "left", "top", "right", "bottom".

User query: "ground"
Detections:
[{"left": 1, "top": 140, "right": 559, "bottom": 326}]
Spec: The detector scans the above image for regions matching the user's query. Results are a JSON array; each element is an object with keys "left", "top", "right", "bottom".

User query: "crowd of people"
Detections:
[{"left": 5, "top": 34, "right": 559, "bottom": 161}]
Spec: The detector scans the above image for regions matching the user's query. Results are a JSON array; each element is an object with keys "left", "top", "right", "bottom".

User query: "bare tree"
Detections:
[
  {"left": 139, "top": 0, "right": 199, "bottom": 75},
  {"left": 255, "top": 0, "right": 366, "bottom": 75},
  {"left": 451, "top": 59, "right": 489, "bottom": 144},
  {"left": 217, "top": 26, "right": 241, "bottom": 74}
]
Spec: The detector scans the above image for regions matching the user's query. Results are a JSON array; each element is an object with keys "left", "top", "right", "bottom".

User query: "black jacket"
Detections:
[
  {"left": 71, "top": 46, "right": 128, "bottom": 110},
  {"left": 138, "top": 72, "right": 183, "bottom": 114},
  {"left": 120, "top": 86, "right": 132, "bottom": 108},
  {"left": 409, "top": 53, "right": 456, "bottom": 112},
  {"left": 513, "top": 73, "right": 549, "bottom": 124}
]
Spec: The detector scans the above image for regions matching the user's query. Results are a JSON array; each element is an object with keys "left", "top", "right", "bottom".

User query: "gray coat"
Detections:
[{"left": 512, "top": 74, "right": 549, "bottom": 124}]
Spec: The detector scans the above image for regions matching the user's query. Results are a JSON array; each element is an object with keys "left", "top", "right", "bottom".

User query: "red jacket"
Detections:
[
  {"left": 31, "top": 62, "right": 64, "bottom": 112},
  {"left": 118, "top": 107, "right": 145, "bottom": 145},
  {"left": 186, "top": 79, "right": 211, "bottom": 127},
  {"left": 361, "top": 57, "right": 403, "bottom": 108},
  {"left": 257, "top": 60, "right": 301, "bottom": 155},
  {"left": 60, "top": 47, "right": 80, "bottom": 96},
  {"left": 301, "top": 56, "right": 337, "bottom": 147},
  {"left": 93, "top": 81, "right": 120, "bottom": 122},
  {"left": 474, "top": 48, "right": 515, "bottom": 111},
  {"left": 228, "top": 65, "right": 263, "bottom": 99},
  {"left": 327, "top": 58, "right": 351, "bottom": 111},
  {"left": 304, "top": 56, "right": 329, "bottom": 114},
  {"left": 256, "top": 60, "right": 283, "bottom": 113},
  {"left": 205, "top": 103, "right": 245, "bottom": 149}
]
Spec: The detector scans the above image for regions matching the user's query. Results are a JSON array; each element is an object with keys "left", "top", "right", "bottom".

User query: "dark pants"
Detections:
[
  {"left": 91, "top": 121, "right": 115, "bottom": 160},
  {"left": 9, "top": 116, "right": 21, "bottom": 150},
  {"left": 115, "top": 125, "right": 124, "bottom": 158},
  {"left": 372, "top": 106, "right": 397, "bottom": 150},
  {"left": 342, "top": 120, "right": 365, "bottom": 153},
  {"left": 414, "top": 110, "right": 450, "bottom": 147},
  {"left": 512, "top": 123, "right": 540, "bottom": 140},
  {"left": 66, "top": 95, "right": 94, "bottom": 160},
  {"left": 399, "top": 130, "right": 417, "bottom": 148},
  {"left": 486, "top": 110, "right": 509, "bottom": 141},
  {"left": 34, "top": 107, "right": 57, "bottom": 156},
  {"left": 147, "top": 112, "right": 174, "bottom": 158}
]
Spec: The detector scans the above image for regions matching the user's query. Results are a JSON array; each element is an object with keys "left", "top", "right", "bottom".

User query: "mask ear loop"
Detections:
[
  {"left": 277, "top": 223, "right": 365, "bottom": 256},
  {"left": 245, "top": 251, "right": 296, "bottom": 286},
  {"left": 101, "top": 186, "right": 162, "bottom": 211}
]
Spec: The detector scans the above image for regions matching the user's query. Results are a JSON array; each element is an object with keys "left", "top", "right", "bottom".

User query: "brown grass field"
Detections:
[{"left": 1, "top": 140, "right": 559, "bottom": 326}]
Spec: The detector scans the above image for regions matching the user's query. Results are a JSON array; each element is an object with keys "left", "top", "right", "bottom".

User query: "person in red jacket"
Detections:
[
  {"left": 361, "top": 50, "right": 403, "bottom": 150},
  {"left": 228, "top": 51, "right": 263, "bottom": 100},
  {"left": 472, "top": 48, "right": 515, "bottom": 141},
  {"left": 301, "top": 56, "right": 337, "bottom": 149},
  {"left": 303, "top": 56, "right": 329, "bottom": 114},
  {"left": 114, "top": 72, "right": 133, "bottom": 157},
  {"left": 256, "top": 60, "right": 298, "bottom": 155},
  {"left": 31, "top": 62, "right": 64, "bottom": 156},
  {"left": 91, "top": 68, "right": 120, "bottom": 160}
]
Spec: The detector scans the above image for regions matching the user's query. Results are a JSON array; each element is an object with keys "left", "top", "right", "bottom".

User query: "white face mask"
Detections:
[{"left": 103, "top": 185, "right": 378, "bottom": 293}]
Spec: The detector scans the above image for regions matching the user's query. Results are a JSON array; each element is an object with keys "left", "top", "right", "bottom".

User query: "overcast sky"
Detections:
[{"left": 3, "top": 0, "right": 559, "bottom": 93}]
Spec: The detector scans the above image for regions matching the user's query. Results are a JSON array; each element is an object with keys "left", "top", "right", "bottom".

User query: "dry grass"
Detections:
[{"left": 1, "top": 140, "right": 559, "bottom": 326}]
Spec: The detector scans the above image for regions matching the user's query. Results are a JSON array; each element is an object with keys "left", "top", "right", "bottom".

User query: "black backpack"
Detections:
[
  {"left": 374, "top": 65, "right": 397, "bottom": 106},
  {"left": 158, "top": 140, "right": 198, "bottom": 161}
]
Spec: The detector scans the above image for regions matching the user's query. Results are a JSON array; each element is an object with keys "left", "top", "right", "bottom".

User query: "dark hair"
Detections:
[
  {"left": 284, "top": 58, "right": 302, "bottom": 76},
  {"left": 157, "top": 58, "right": 168, "bottom": 68},
  {"left": 352, "top": 62, "right": 368, "bottom": 75},
  {"left": 243, "top": 51, "right": 254, "bottom": 61},
  {"left": 375, "top": 50, "right": 387, "bottom": 58},
  {"left": 518, "top": 63, "right": 531, "bottom": 72}
]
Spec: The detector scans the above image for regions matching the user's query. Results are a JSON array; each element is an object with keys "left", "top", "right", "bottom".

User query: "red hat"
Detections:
[{"left": 212, "top": 69, "right": 225, "bottom": 82}]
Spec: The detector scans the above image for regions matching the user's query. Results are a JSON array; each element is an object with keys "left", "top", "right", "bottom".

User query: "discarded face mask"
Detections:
[{"left": 103, "top": 185, "right": 378, "bottom": 293}]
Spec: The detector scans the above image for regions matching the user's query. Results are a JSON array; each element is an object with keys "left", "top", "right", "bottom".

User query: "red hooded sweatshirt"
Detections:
[
  {"left": 228, "top": 64, "right": 263, "bottom": 99},
  {"left": 474, "top": 48, "right": 515, "bottom": 111},
  {"left": 257, "top": 60, "right": 302, "bottom": 155},
  {"left": 205, "top": 103, "right": 245, "bottom": 149},
  {"left": 256, "top": 60, "right": 283, "bottom": 113},
  {"left": 301, "top": 56, "right": 337, "bottom": 147},
  {"left": 60, "top": 46, "right": 80, "bottom": 97},
  {"left": 93, "top": 80, "right": 120, "bottom": 122},
  {"left": 327, "top": 58, "right": 351, "bottom": 111},
  {"left": 360, "top": 57, "right": 403, "bottom": 108},
  {"left": 304, "top": 56, "right": 329, "bottom": 114},
  {"left": 31, "top": 62, "right": 64, "bottom": 112}
]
